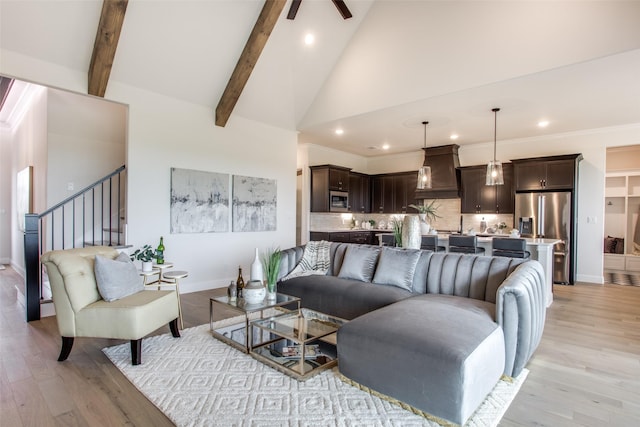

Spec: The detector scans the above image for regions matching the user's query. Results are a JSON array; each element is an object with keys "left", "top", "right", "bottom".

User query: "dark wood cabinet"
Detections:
[
  {"left": 310, "top": 165, "right": 352, "bottom": 212},
  {"left": 512, "top": 155, "right": 581, "bottom": 191},
  {"left": 329, "top": 168, "right": 350, "bottom": 191},
  {"left": 309, "top": 231, "right": 373, "bottom": 245},
  {"left": 460, "top": 163, "right": 514, "bottom": 214},
  {"left": 371, "top": 172, "right": 417, "bottom": 213},
  {"left": 349, "top": 172, "right": 371, "bottom": 213},
  {"left": 371, "top": 175, "right": 393, "bottom": 213}
]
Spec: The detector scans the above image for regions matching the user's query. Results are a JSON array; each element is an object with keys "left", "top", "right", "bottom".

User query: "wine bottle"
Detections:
[
  {"left": 236, "top": 266, "right": 245, "bottom": 298},
  {"left": 156, "top": 236, "right": 165, "bottom": 264}
]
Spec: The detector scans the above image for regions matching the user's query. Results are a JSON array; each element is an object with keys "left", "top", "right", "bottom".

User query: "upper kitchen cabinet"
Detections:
[
  {"left": 310, "top": 165, "right": 352, "bottom": 212},
  {"left": 460, "top": 163, "right": 514, "bottom": 214},
  {"left": 349, "top": 172, "right": 371, "bottom": 213},
  {"left": 371, "top": 172, "right": 416, "bottom": 214},
  {"left": 512, "top": 154, "right": 582, "bottom": 191}
]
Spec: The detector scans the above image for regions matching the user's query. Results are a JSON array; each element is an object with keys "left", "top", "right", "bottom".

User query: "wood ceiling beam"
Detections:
[
  {"left": 215, "top": 0, "right": 286, "bottom": 127},
  {"left": 331, "top": 0, "right": 352, "bottom": 19},
  {"left": 88, "top": 0, "right": 128, "bottom": 97}
]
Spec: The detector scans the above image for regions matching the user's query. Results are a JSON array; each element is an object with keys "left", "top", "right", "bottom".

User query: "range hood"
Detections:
[{"left": 415, "top": 144, "right": 461, "bottom": 199}]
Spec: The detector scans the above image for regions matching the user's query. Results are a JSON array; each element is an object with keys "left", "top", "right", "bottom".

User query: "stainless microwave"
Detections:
[{"left": 329, "top": 190, "right": 349, "bottom": 212}]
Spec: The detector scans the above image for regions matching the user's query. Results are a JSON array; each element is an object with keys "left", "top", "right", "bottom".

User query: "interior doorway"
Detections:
[{"left": 603, "top": 145, "right": 640, "bottom": 277}]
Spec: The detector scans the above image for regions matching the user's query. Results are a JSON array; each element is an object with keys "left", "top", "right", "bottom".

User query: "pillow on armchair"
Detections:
[{"left": 95, "top": 252, "right": 144, "bottom": 302}]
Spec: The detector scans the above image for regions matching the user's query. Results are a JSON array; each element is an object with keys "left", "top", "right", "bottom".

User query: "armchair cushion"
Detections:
[
  {"left": 76, "top": 289, "right": 178, "bottom": 339},
  {"left": 95, "top": 252, "right": 143, "bottom": 302}
]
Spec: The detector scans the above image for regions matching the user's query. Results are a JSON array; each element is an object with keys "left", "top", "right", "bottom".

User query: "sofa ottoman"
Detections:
[{"left": 338, "top": 293, "right": 506, "bottom": 425}]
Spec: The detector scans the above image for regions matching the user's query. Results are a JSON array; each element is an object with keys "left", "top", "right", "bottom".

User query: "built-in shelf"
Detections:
[{"left": 604, "top": 171, "right": 640, "bottom": 272}]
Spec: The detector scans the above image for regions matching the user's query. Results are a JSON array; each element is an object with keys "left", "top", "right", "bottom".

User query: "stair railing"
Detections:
[{"left": 23, "top": 165, "right": 126, "bottom": 321}]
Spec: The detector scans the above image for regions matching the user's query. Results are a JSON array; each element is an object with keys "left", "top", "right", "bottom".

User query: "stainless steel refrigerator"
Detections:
[{"left": 515, "top": 192, "right": 573, "bottom": 284}]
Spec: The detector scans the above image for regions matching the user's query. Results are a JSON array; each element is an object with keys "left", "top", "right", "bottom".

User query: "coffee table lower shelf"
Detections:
[
  {"left": 248, "top": 308, "right": 347, "bottom": 381},
  {"left": 250, "top": 336, "right": 339, "bottom": 381}
]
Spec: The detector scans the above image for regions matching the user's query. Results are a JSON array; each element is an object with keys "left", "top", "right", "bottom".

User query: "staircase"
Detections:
[{"left": 23, "top": 165, "right": 127, "bottom": 321}]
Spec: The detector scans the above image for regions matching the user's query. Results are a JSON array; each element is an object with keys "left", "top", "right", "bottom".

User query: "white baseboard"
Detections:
[
  {"left": 0, "top": 257, "right": 10, "bottom": 265},
  {"left": 41, "top": 302, "right": 56, "bottom": 317},
  {"left": 11, "top": 262, "right": 25, "bottom": 278},
  {"left": 576, "top": 274, "right": 604, "bottom": 284}
]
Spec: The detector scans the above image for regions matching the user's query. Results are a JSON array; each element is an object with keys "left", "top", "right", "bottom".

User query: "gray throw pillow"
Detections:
[
  {"left": 337, "top": 245, "right": 380, "bottom": 282},
  {"left": 372, "top": 247, "right": 421, "bottom": 292},
  {"left": 95, "top": 252, "right": 144, "bottom": 302}
]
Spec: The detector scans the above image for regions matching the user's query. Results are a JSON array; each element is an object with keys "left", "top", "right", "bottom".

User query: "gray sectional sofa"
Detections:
[{"left": 277, "top": 242, "right": 546, "bottom": 425}]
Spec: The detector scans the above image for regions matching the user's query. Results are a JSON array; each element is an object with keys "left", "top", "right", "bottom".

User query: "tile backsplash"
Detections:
[{"left": 310, "top": 199, "right": 515, "bottom": 233}]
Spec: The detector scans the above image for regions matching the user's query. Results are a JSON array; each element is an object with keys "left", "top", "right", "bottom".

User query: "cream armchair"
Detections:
[{"left": 41, "top": 246, "right": 180, "bottom": 365}]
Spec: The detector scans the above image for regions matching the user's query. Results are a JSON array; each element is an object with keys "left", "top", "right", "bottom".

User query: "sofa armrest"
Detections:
[{"left": 496, "top": 260, "right": 546, "bottom": 377}]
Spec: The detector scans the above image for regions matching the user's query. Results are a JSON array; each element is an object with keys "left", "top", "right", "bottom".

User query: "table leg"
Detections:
[
  {"left": 209, "top": 299, "right": 214, "bottom": 332},
  {"left": 244, "top": 315, "right": 250, "bottom": 352}
]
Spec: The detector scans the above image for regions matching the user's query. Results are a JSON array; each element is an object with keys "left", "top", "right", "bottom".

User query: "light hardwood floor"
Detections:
[{"left": 1, "top": 266, "right": 639, "bottom": 426}]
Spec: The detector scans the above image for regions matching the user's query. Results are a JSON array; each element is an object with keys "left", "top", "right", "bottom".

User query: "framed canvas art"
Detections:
[
  {"left": 232, "top": 175, "right": 277, "bottom": 232},
  {"left": 170, "top": 168, "right": 229, "bottom": 233}
]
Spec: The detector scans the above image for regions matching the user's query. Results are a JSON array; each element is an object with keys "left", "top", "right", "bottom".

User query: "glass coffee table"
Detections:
[
  {"left": 209, "top": 293, "right": 300, "bottom": 353},
  {"left": 248, "top": 308, "right": 348, "bottom": 380}
]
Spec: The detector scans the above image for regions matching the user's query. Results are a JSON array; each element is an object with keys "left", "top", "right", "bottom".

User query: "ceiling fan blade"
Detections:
[
  {"left": 287, "top": 0, "right": 302, "bottom": 20},
  {"left": 331, "top": 0, "right": 352, "bottom": 19}
]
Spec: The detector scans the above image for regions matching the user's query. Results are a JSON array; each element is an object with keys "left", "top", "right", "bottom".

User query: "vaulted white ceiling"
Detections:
[{"left": 1, "top": 0, "right": 639, "bottom": 156}]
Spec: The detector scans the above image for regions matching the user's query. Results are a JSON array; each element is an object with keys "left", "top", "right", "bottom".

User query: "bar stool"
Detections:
[
  {"left": 492, "top": 237, "right": 530, "bottom": 259},
  {"left": 448, "top": 235, "right": 485, "bottom": 254},
  {"left": 162, "top": 270, "right": 188, "bottom": 329},
  {"left": 379, "top": 234, "right": 396, "bottom": 247},
  {"left": 420, "top": 235, "right": 446, "bottom": 252}
]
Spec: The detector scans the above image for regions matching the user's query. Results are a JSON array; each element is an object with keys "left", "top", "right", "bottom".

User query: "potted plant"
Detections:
[
  {"left": 261, "top": 247, "right": 281, "bottom": 300},
  {"left": 130, "top": 245, "right": 156, "bottom": 272},
  {"left": 390, "top": 217, "right": 403, "bottom": 247},
  {"left": 409, "top": 200, "right": 441, "bottom": 233}
]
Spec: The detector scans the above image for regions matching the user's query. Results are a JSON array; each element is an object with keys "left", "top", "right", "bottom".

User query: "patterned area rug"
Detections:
[
  {"left": 604, "top": 272, "right": 640, "bottom": 286},
  {"left": 103, "top": 318, "right": 528, "bottom": 427}
]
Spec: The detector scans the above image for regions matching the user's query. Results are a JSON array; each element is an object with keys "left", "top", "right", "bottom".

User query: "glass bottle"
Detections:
[
  {"left": 250, "top": 248, "right": 263, "bottom": 282},
  {"left": 236, "top": 266, "right": 245, "bottom": 298},
  {"left": 156, "top": 236, "right": 165, "bottom": 264},
  {"left": 227, "top": 281, "right": 237, "bottom": 302}
]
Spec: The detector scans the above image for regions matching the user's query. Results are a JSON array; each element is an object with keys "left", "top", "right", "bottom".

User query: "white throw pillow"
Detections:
[{"left": 95, "top": 252, "right": 144, "bottom": 302}]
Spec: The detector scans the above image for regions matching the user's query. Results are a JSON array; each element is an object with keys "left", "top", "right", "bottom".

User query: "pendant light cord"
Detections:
[
  {"left": 422, "top": 121, "right": 428, "bottom": 149},
  {"left": 492, "top": 108, "right": 500, "bottom": 162}
]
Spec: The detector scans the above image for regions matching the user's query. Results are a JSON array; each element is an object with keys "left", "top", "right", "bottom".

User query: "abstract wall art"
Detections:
[
  {"left": 232, "top": 175, "right": 277, "bottom": 232},
  {"left": 170, "top": 167, "right": 229, "bottom": 233}
]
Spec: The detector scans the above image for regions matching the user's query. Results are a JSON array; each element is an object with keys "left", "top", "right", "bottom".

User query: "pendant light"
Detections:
[
  {"left": 417, "top": 121, "right": 432, "bottom": 189},
  {"left": 486, "top": 108, "right": 504, "bottom": 186}
]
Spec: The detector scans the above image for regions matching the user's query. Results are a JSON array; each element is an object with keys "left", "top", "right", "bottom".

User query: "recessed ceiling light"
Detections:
[
  {"left": 382, "top": 144, "right": 390, "bottom": 150},
  {"left": 335, "top": 128, "right": 344, "bottom": 135},
  {"left": 304, "top": 33, "right": 315, "bottom": 45},
  {"left": 450, "top": 134, "right": 459, "bottom": 140},
  {"left": 538, "top": 120, "right": 549, "bottom": 128}
]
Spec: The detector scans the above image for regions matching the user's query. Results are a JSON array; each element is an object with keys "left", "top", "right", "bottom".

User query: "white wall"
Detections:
[
  {"left": 2, "top": 51, "right": 298, "bottom": 293},
  {"left": 0, "top": 127, "right": 11, "bottom": 264},
  {"left": 46, "top": 88, "right": 127, "bottom": 207},
  {"left": 3, "top": 86, "right": 48, "bottom": 276}
]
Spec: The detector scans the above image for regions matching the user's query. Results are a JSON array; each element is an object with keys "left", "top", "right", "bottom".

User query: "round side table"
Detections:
[{"left": 163, "top": 270, "right": 188, "bottom": 330}]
